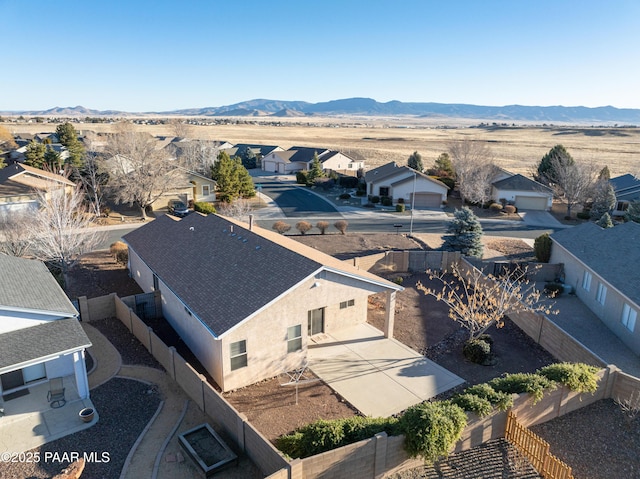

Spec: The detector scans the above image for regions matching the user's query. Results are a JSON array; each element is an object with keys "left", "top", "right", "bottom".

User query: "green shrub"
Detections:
[
  {"left": 296, "top": 420, "right": 345, "bottom": 457},
  {"left": 296, "top": 171, "right": 308, "bottom": 185},
  {"left": 489, "top": 373, "right": 555, "bottom": 404},
  {"left": 451, "top": 393, "right": 493, "bottom": 417},
  {"left": 537, "top": 363, "right": 600, "bottom": 393},
  {"left": 381, "top": 196, "right": 393, "bottom": 206},
  {"left": 463, "top": 383, "right": 513, "bottom": 411},
  {"left": 489, "top": 203, "right": 503, "bottom": 212},
  {"left": 534, "top": 233, "right": 552, "bottom": 263},
  {"left": 393, "top": 276, "right": 404, "bottom": 285},
  {"left": 355, "top": 190, "right": 366, "bottom": 197},
  {"left": 341, "top": 416, "right": 401, "bottom": 443},
  {"left": 339, "top": 193, "right": 351, "bottom": 200},
  {"left": 396, "top": 203, "right": 406, "bottom": 212},
  {"left": 193, "top": 201, "right": 216, "bottom": 215},
  {"left": 276, "top": 432, "right": 304, "bottom": 458},
  {"left": 503, "top": 205, "right": 517, "bottom": 214},
  {"left": 400, "top": 401, "right": 467, "bottom": 463},
  {"left": 577, "top": 210, "right": 591, "bottom": 220},
  {"left": 437, "top": 176, "right": 455, "bottom": 190},
  {"left": 371, "top": 195, "right": 380, "bottom": 204},
  {"left": 463, "top": 338, "right": 492, "bottom": 365}
]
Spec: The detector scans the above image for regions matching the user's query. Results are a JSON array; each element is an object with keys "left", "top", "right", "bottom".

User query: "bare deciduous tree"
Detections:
[
  {"left": 448, "top": 140, "right": 496, "bottom": 205},
  {"left": 169, "top": 118, "right": 193, "bottom": 138},
  {"left": 176, "top": 140, "right": 221, "bottom": 175},
  {"left": 30, "top": 183, "right": 105, "bottom": 289},
  {"left": 76, "top": 151, "right": 107, "bottom": 217},
  {"left": 217, "top": 198, "right": 254, "bottom": 222},
  {"left": 417, "top": 263, "right": 554, "bottom": 340},
  {"left": 0, "top": 211, "right": 36, "bottom": 256},
  {"left": 106, "top": 122, "right": 182, "bottom": 219},
  {"left": 545, "top": 158, "right": 598, "bottom": 218}
]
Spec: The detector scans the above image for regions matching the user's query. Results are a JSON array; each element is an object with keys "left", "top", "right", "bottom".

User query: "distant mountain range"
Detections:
[{"left": 3, "top": 98, "right": 640, "bottom": 124}]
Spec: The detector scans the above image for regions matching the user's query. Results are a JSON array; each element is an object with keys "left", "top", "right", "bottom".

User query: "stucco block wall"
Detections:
[{"left": 551, "top": 244, "right": 640, "bottom": 354}]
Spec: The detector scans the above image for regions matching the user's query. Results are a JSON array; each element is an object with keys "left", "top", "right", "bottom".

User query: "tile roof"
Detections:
[
  {"left": 123, "top": 214, "right": 401, "bottom": 337},
  {"left": 0, "top": 318, "right": 91, "bottom": 371},
  {"left": 492, "top": 174, "right": 552, "bottom": 193},
  {"left": 0, "top": 255, "right": 79, "bottom": 317},
  {"left": 551, "top": 222, "right": 640, "bottom": 305}
]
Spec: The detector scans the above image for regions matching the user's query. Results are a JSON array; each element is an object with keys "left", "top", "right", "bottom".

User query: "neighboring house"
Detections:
[
  {"left": 491, "top": 173, "right": 553, "bottom": 210},
  {"left": 226, "top": 143, "right": 284, "bottom": 169},
  {"left": 182, "top": 168, "right": 216, "bottom": 204},
  {"left": 365, "top": 162, "right": 449, "bottom": 208},
  {"left": 123, "top": 213, "right": 403, "bottom": 392},
  {"left": 0, "top": 255, "right": 91, "bottom": 404},
  {"left": 262, "top": 146, "right": 364, "bottom": 175},
  {"left": 610, "top": 174, "right": 640, "bottom": 217},
  {"left": 0, "top": 163, "right": 76, "bottom": 213},
  {"left": 550, "top": 222, "right": 640, "bottom": 354},
  {"left": 149, "top": 166, "right": 216, "bottom": 211}
]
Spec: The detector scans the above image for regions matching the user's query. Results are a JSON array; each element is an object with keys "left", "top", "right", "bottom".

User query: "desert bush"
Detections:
[
  {"left": 339, "top": 193, "right": 351, "bottom": 200},
  {"left": 393, "top": 276, "right": 404, "bottom": 285},
  {"left": 400, "top": 401, "right": 467, "bottom": 463},
  {"left": 355, "top": 189, "right": 366, "bottom": 197},
  {"left": 489, "top": 203, "right": 503, "bottom": 212},
  {"left": 370, "top": 195, "right": 380, "bottom": 204},
  {"left": 462, "top": 338, "right": 492, "bottom": 365},
  {"left": 296, "top": 171, "right": 308, "bottom": 185},
  {"left": 534, "top": 233, "right": 552, "bottom": 263},
  {"left": 334, "top": 220, "right": 348, "bottom": 235},
  {"left": 577, "top": 210, "right": 591, "bottom": 220},
  {"left": 295, "top": 221, "right": 313, "bottom": 235},
  {"left": 396, "top": 204, "right": 406, "bottom": 212},
  {"left": 272, "top": 221, "right": 291, "bottom": 234},
  {"left": 316, "top": 221, "right": 329, "bottom": 234},
  {"left": 463, "top": 383, "right": 513, "bottom": 411},
  {"left": 193, "top": 201, "right": 216, "bottom": 215},
  {"left": 338, "top": 176, "right": 358, "bottom": 188},
  {"left": 381, "top": 196, "right": 393, "bottom": 206},
  {"left": 489, "top": 373, "right": 555, "bottom": 404},
  {"left": 537, "top": 362, "right": 600, "bottom": 393},
  {"left": 110, "top": 241, "right": 128, "bottom": 264},
  {"left": 503, "top": 205, "right": 517, "bottom": 214},
  {"left": 451, "top": 393, "right": 493, "bottom": 417}
]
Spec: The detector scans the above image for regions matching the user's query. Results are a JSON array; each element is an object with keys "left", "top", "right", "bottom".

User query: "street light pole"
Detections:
[{"left": 409, "top": 171, "right": 416, "bottom": 236}]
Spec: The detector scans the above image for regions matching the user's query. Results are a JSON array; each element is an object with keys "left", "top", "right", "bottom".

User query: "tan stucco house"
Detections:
[{"left": 123, "top": 213, "right": 403, "bottom": 392}]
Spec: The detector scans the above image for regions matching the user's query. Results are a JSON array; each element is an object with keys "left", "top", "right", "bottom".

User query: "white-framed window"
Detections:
[
  {"left": 581, "top": 271, "right": 592, "bottom": 291},
  {"left": 287, "top": 325, "right": 302, "bottom": 353},
  {"left": 596, "top": 283, "right": 607, "bottom": 305},
  {"left": 230, "top": 340, "right": 247, "bottom": 371},
  {"left": 340, "top": 299, "right": 355, "bottom": 309},
  {"left": 622, "top": 304, "right": 637, "bottom": 332},
  {"left": 202, "top": 184, "right": 210, "bottom": 196}
]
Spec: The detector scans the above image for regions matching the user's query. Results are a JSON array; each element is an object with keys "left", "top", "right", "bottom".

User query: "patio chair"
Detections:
[{"left": 47, "top": 377, "right": 66, "bottom": 408}]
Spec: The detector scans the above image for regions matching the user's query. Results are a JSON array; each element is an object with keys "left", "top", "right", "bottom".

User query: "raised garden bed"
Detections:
[{"left": 179, "top": 423, "right": 237, "bottom": 476}]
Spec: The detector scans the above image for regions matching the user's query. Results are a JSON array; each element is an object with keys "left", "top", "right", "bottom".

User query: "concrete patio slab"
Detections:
[{"left": 308, "top": 323, "right": 464, "bottom": 417}]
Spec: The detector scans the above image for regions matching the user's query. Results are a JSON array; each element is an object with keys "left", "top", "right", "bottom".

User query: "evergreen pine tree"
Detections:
[
  {"left": 625, "top": 201, "right": 640, "bottom": 224},
  {"left": 596, "top": 212, "right": 614, "bottom": 228},
  {"left": 56, "top": 122, "right": 85, "bottom": 168},
  {"left": 442, "top": 207, "right": 483, "bottom": 257},
  {"left": 25, "top": 140, "right": 46, "bottom": 168},
  {"left": 536, "top": 144, "right": 574, "bottom": 184},
  {"left": 306, "top": 152, "right": 325, "bottom": 185},
  {"left": 408, "top": 151, "right": 424, "bottom": 172}
]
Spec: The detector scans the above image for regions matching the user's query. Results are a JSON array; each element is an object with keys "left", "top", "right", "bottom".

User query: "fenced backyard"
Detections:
[{"left": 75, "top": 250, "right": 640, "bottom": 479}]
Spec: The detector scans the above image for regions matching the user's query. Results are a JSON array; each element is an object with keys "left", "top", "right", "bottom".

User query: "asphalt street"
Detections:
[{"left": 256, "top": 180, "right": 339, "bottom": 217}]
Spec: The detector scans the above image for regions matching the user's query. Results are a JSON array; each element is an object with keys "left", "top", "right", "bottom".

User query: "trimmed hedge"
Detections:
[
  {"left": 193, "top": 201, "right": 216, "bottom": 215},
  {"left": 537, "top": 362, "right": 600, "bottom": 393},
  {"left": 489, "top": 373, "right": 556, "bottom": 404}
]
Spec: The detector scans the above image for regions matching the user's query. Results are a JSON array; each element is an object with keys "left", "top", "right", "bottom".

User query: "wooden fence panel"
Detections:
[{"left": 505, "top": 411, "right": 574, "bottom": 479}]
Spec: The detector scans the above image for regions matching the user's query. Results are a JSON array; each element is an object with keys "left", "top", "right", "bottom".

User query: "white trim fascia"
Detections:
[
  {"left": 322, "top": 266, "right": 404, "bottom": 292},
  {"left": 0, "top": 306, "right": 77, "bottom": 319}
]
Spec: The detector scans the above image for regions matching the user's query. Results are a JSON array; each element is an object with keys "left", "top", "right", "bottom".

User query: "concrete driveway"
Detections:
[
  {"left": 518, "top": 210, "right": 566, "bottom": 228},
  {"left": 308, "top": 323, "right": 464, "bottom": 417}
]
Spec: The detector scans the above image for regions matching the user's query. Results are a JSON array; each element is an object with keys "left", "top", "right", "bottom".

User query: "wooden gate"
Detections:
[{"left": 505, "top": 411, "right": 574, "bottom": 479}]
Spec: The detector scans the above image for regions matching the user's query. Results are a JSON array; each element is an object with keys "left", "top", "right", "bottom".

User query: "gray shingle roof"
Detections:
[
  {"left": 364, "top": 162, "right": 400, "bottom": 183},
  {"left": 0, "top": 255, "right": 79, "bottom": 317},
  {"left": 610, "top": 174, "right": 640, "bottom": 201},
  {"left": 0, "top": 318, "right": 91, "bottom": 371},
  {"left": 124, "top": 214, "right": 323, "bottom": 337},
  {"left": 551, "top": 222, "right": 640, "bottom": 305},
  {"left": 492, "top": 174, "right": 552, "bottom": 193}
]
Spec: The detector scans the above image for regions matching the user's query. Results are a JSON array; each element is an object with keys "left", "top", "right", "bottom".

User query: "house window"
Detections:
[
  {"left": 287, "top": 325, "right": 302, "bottom": 353},
  {"left": 230, "top": 340, "right": 247, "bottom": 371},
  {"left": 616, "top": 201, "right": 629, "bottom": 212},
  {"left": 153, "top": 274, "right": 159, "bottom": 291},
  {"left": 379, "top": 187, "right": 390, "bottom": 197},
  {"left": 622, "top": 304, "right": 637, "bottom": 332},
  {"left": 596, "top": 283, "right": 607, "bottom": 305},
  {"left": 340, "top": 299, "right": 355, "bottom": 309},
  {"left": 581, "top": 271, "right": 592, "bottom": 291},
  {"left": 202, "top": 184, "right": 210, "bottom": 196}
]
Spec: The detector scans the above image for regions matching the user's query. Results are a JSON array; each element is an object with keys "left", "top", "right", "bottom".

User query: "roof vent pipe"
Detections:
[{"left": 230, "top": 225, "right": 233, "bottom": 233}]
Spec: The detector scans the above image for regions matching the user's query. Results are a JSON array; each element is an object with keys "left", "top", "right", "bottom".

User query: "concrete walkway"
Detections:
[{"left": 308, "top": 323, "right": 464, "bottom": 417}]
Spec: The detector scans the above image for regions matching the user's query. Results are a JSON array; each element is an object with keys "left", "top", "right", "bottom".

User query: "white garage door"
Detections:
[
  {"left": 263, "top": 160, "right": 278, "bottom": 173},
  {"left": 411, "top": 192, "right": 442, "bottom": 208},
  {"left": 515, "top": 196, "right": 547, "bottom": 210}
]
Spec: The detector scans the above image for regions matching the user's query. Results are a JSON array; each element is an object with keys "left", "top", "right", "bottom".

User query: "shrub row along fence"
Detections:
[
  {"left": 79, "top": 294, "right": 288, "bottom": 477},
  {"left": 505, "top": 411, "right": 574, "bottom": 479}
]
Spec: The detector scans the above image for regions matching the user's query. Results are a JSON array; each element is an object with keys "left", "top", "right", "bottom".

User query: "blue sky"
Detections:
[{"left": 2, "top": 0, "right": 639, "bottom": 111}]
